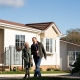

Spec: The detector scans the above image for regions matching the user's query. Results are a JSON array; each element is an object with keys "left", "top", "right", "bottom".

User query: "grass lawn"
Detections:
[{"left": 0, "top": 70, "right": 70, "bottom": 74}]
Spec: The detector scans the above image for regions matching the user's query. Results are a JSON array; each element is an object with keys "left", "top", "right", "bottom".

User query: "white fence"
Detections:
[{"left": 4, "top": 46, "right": 23, "bottom": 66}]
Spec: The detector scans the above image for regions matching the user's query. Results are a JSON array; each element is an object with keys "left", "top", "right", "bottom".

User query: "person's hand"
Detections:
[
  {"left": 29, "top": 58, "right": 33, "bottom": 63},
  {"left": 36, "top": 50, "right": 39, "bottom": 53}
]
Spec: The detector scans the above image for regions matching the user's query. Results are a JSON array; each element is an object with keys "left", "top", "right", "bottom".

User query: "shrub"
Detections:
[
  {"left": 29, "top": 68, "right": 32, "bottom": 71},
  {"left": 46, "top": 68, "right": 54, "bottom": 71},
  {"left": 21, "top": 68, "right": 26, "bottom": 72},
  {"left": 54, "top": 68, "right": 60, "bottom": 71},
  {"left": 13, "top": 67, "right": 16, "bottom": 71},
  {"left": 40, "top": 68, "right": 43, "bottom": 71}
]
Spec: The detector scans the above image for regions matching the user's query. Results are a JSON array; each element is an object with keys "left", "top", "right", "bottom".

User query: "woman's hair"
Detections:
[{"left": 24, "top": 42, "right": 29, "bottom": 49}]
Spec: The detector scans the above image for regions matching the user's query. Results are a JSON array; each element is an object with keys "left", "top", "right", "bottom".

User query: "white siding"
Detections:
[
  {"left": 4, "top": 29, "right": 39, "bottom": 66},
  {"left": 4, "top": 29, "right": 37, "bottom": 48},
  {"left": 4, "top": 28, "right": 60, "bottom": 67},
  {"left": 41, "top": 37, "right": 60, "bottom": 66},
  {"left": 60, "top": 41, "right": 68, "bottom": 70},
  {"left": 56, "top": 38, "right": 60, "bottom": 66},
  {"left": 41, "top": 54, "right": 57, "bottom": 65}
]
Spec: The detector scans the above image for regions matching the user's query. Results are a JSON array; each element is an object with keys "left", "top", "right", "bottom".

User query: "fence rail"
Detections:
[{"left": 1, "top": 46, "right": 23, "bottom": 71}]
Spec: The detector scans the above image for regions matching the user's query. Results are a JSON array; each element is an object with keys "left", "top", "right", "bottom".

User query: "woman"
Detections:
[{"left": 22, "top": 42, "right": 32, "bottom": 78}]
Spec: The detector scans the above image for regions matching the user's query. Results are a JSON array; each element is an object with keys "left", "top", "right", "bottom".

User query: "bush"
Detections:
[
  {"left": 40, "top": 68, "right": 43, "bottom": 71},
  {"left": 29, "top": 68, "right": 32, "bottom": 71},
  {"left": 54, "top": 68, "right": 60, "bottom": 71},
  {"left": 46, "top": 68, "right": 54, "bottom": 71},
  {"left": 13, "top": 67, "right": 16, "bottom": 71}
]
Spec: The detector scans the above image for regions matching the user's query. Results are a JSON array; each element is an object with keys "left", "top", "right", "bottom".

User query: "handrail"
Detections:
[
  {"left": 1, "top": 49, "right": 10, "bottom": 57},
  {"left": 1, "top": 49, "right": 10, "bottom": 72}
]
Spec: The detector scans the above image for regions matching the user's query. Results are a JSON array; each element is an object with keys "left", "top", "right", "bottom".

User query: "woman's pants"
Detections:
[{"left": 24, "top": 68, "right": 30, "bottom": 78}]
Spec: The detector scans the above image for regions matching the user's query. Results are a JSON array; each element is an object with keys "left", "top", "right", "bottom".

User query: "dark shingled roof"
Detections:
[
  {"left": 0, "top": 19, "right": 24, "bottom": 27},
  {"left": 25, "top": 22, "right": 53, "bottom": 30},
  {"left": 0, "top": 19, "right": 61, "bottom": 33}
]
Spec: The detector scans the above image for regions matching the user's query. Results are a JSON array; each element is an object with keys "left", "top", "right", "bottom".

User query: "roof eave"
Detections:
[
  {"left": 60, "top": 40, "right": 80, "bottom": 47},
  {"left": 0, "top": 22, "right": 41, "bottom": 33}
]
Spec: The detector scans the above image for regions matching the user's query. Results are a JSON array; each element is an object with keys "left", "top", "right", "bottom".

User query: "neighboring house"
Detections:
[
  {"left": 0, "top": 19, "right": 61, "bottom": 71},
  {"left": 60, "top": 40, "right": 80, "bottom": 70}
]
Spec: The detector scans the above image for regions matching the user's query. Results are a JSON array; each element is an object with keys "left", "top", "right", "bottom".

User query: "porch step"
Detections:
[{"left": 0, "top": 66, "right": 9, "bottom": 71}]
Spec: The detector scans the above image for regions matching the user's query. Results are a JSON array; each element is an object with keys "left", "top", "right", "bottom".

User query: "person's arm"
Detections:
[
  {"left": 27, "top": 49, "right": 33, "bottom": 63},
  {"left": 22, "top": 49, "right": 27, "bottom": 62},
  {"left": 31, "top": 45, "right": 35, "bottom": 55},
  {"left": 29, "top": 54, "right": 33, "bottom": 63},
  {"left": 28, "top": 48, "right": 32, "bottom": 59},
  {"left": 41, "top": 43, "right": 47, "bottom": 59}
]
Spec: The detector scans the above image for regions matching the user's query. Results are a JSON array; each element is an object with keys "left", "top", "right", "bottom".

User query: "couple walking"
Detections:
[{"left": 22, "top": 37, "right": 47, "bottom": 78}]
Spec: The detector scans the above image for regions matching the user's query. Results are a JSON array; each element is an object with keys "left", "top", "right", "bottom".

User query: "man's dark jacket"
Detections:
[{"left": 31, "top": 41, "right": 46, "bottom": 58}]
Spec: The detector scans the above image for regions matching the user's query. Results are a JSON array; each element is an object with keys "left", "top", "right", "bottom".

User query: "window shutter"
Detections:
[
  {"left": 52, "top": 39, "right": 54, "bottom": 53},
  {"left": 41, "top": 38, "right": 46, "bottom": 51},
  {"left": 55, "top": 39, "right": 56, "bottom": 52},
  {"left": 53, "top": 39, "right": 56, "bottom": 53}
]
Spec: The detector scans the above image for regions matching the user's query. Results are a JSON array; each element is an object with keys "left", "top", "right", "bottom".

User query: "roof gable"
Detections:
[
  {"left": 0, "top": 19, "right": 61, "bottom": 34},
  {"left": 26, "top": 22, "right": 61, "bottom": 33},
  {"left": 25, "top": 22, "right": 53, "bottom": 30}
]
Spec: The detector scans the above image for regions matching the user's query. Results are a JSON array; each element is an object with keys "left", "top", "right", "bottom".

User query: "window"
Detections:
[
  {"left": 76, "top": 52, "right": 80, "bottom": 59},
  {"left": 46, "top": 38, "right": 53, "bottom": 52},
  {"left": 68, "top": 51, "right": 80, "bottom": 65},
  {"left": 46, "top": 39, "right": 49, "bottom": 52},
  {"left": 68, "top": 51, "right": 75, "bottom": 65},
  {"left": 15, "top": 35, "right": 25, "bottom": 51},
  {"left": 41, "top": 38, "right": 56, "bottom": 53}
]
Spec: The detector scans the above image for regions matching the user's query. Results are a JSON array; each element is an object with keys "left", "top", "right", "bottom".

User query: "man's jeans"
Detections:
[{"left": 34, "top": 57, "right": 41, "bottom": 77}]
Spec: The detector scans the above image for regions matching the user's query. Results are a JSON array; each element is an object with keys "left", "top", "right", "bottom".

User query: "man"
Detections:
[{"left": 31, "top": 37, "right": 47, "bottom": 77}]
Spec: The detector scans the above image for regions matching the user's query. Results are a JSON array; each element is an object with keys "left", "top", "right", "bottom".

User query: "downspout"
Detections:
[{"left": 36, "top": 31, "right": 42, "bottom": 41}]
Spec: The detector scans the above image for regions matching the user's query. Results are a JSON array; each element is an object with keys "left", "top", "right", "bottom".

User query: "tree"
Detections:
[{"left": 61, "top": 28, "right": 80, "bottom": 45}]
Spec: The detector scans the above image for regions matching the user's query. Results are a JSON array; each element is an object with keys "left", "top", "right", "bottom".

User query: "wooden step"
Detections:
[
  {"left": 0, "top": 66, "right": 9, "bottom": 68},
  {"left": 0, "top": 66, "right": 9, "bottom": 71}
]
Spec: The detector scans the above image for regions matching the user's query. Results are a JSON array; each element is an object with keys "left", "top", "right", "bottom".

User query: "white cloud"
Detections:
[{"left": 0, "top": 0, "right": 25, "bottom": 8}]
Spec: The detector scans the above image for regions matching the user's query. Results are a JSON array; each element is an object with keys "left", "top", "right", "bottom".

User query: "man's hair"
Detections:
[{"left": 32, "top": 37, "right": 37, "bottom": 40}]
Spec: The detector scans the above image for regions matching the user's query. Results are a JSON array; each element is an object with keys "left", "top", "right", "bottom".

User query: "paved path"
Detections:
[{"left": 0, "top": 73, "right": 80, "bottom": 79}]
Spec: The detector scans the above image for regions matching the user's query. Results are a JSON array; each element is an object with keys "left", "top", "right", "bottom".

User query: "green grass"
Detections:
[
  {"left": 0, "top": 70, "right": 69, "bottom": 74},
  {"left": 0, "top": 70, "right": 24, "bottom": 74}
]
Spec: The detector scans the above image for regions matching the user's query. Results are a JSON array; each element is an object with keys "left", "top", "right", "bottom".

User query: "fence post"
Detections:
[{"left": 9, "top": 45, "right": 14, "bottom": 71}]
